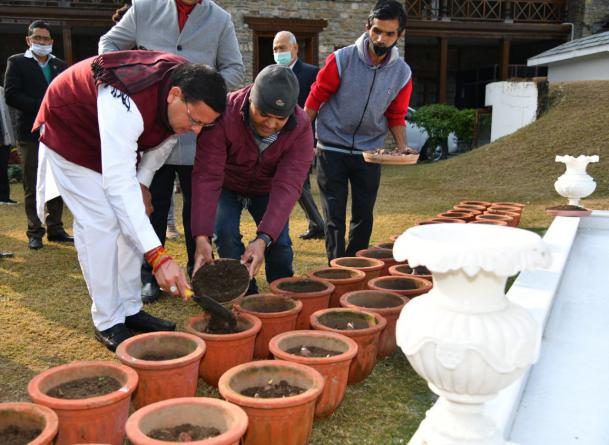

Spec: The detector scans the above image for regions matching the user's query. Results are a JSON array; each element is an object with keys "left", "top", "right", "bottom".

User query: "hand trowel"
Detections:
[{"left": 184, "top": 288, "right": 237, "bottom": 331}]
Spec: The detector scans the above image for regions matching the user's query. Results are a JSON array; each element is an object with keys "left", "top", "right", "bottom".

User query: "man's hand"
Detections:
[
  {"left": 193, "top": 235, "right": 214, "bottom": 276},
  {"left": 140, "top": 183, "right": 153, "bottom": 216},
  {"left": 396, "top": 146, "right": 419, "bottom": 155},
  {"left": 153, "top": 258, "right": 191, "bottom": 300},
  {"left": 240, "top": 238, "right": 265, "bottom": 278}
]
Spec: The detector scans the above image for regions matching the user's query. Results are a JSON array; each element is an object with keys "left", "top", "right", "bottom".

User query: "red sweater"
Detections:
[{"left": 191, "top": 85, "right": 314, "bottom": 241}]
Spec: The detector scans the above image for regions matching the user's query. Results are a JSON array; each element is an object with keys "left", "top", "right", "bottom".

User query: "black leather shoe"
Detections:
[
  {"left": 299, "top": 229, "right": 325, "bottom": 240},
  {"left": 28, "top": 237, "right": 43, "bottom": 250},
  {"left": 141, "top": 280, "right": 161, "bottom": 304},
  {"left": 125, "top": 310, "right": 176, "bottom": 332},
  {"left": 47, "top": 232, "right": 74, "bottom": 243},
  {"left": 94, "top": 323, "right": 135, "bottom": 352}
]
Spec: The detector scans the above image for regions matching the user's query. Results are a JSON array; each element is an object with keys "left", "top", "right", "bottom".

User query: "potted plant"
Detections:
[
  {"left": 233, "top": 294, "right": 302, "bottom": 359},
  {"left": 340, "top": 290, "right": 407, "bottom": 358},
  {"left": 307, "top": 267, "right": 366, "bottom": 308},
  {"left": 310, "top": 308, "right": 386, "bottom": 384},
  {"left": 269, "top": 276, "right": 334, "bottom": 330},
  {"left": 125, "top": 397, "right": 248, "bottom": 445},
  {"left": 268, "top": 330, "right": 358, "bottom": 418},
  {"left": 368, "top": 275, "right": 433, "bottom": 299},
  {"left": 330, "top": 256, "right": 385, "bottom": 283},
  {"left": 0, "top": 402, "right": 58, "bottom": 445},
  {"left": 184, "top": 312, "right": 262, "bottom": 387},
  {"left": 116, "top": 331, "right": 206, "bottom": 409},
  {"left": 27, "top": 361, "right": 138, "bottom": 445},
  {"left": 218, "top": 360, "right": 324, "bottom": 445}
]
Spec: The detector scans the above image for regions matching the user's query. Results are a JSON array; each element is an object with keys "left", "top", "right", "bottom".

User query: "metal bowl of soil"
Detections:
[{"left": 192, "top": 258, "right": 250, "bottom": 307}]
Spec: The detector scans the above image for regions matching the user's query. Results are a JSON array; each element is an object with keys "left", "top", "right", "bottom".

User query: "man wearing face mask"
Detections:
[
  {"left": 304, "top": 0, "right": 416, "bottom": 262},
  {"left": 272, "top": 31, "right": 325, "bottom": 241},
  {"left": 5, "top": 20, "right": 71, "bottom": 250}
]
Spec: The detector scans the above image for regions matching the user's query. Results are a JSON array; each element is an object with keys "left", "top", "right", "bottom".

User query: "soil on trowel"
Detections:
[
  {"left": 46, "top": 376, "right": 122, "bottom": 399},
  {"left": 318, "top": 313, "right": 370, "bottom": 330},
  {"left": 547, "top": 204, "right": 587, "bottom": 211},
  {"left": 0, "top": 426, "right": 42, "bottom": 445},
  {"left": 139, "top": 351, "right": 188, "bottom": 361},
  {"left": 242, "top": 298, "right": 294, "bottom": 313},
  {"left": 314, "top": 269, "right": 356, "bottom": 280},
  {"left": 278, "top": 279, "right": 328, "bottom": 293},
  {"left": 192, "top": 259, "right": 250, "bottom": 303},
  {"left": 148, "top": 423, "right": 221, "bottom": 442},
  {"left": 241, "top": 379, "right": 306, "bottom": 398},
  {"left": 286, "top": 345, "right": 342, "bottom": 357}
]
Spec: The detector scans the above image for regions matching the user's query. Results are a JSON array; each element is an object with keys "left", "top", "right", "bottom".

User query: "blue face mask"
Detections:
[{"left": 274, "top": 51, "right": 292, "bottom": 66}]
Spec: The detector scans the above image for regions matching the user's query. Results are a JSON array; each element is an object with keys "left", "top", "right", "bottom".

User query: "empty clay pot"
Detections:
[
  {"left": 269, "top": 330, "right": 358, "bottom": 418},
  {"left": 116, "top": 331, "right": 206, "bottom": 409},
  {"left": 436, "top": 212, "right": 470, "bottom": 223},
  {"left": 0, "top": 402, "right": 58, "bottom": 445},
  {"left": 184, "top": 312, "right": 261, "bottom": 387},
  {"left": 459, "top": 200, "right": 491, "bottom": 208},
  {"left": 234, "top": 294, "right": 302, "bottom": 359},
  {"left": 475, "top": 213, "right": 513, "bottom": 225},
  {"left": 486, "top": 209, "right": 520, "bottom": 226},
  {"left": 310, "top": 308, "right": 386, "bottom": 384},
  {"left": 330, "top": 256, "right": 385, "bottom": 283},
  {"left": 307, "top": 267, "right": 366, "bottom": 308},
  {"left": 27, "top": 361, "right": 138, "bottom": 445},
  {"left": 340, "top": 290, "right": 408, "bottom": 358},
  {"left": 125, "top": 397, "right": 248, "bottom": 445},
  {"left": 218, "top": 360, "right": 324, "bottom": 445},
  {"left": 368, "top": 275, "right": 433, "bottom": 298},
  {"left": 269, "top": 277, "right": 334, "bottom": 330},
  {"left": 492, "top": 201, "right": 525, "bottom": 209}
]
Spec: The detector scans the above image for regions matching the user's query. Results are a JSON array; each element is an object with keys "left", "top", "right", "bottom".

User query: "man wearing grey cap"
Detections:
[{"left": 191, "top": 65, "right": 314, "bottom": 293}]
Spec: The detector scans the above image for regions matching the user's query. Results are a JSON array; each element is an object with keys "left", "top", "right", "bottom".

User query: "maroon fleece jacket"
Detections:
[{"left": 191, "top": 85, "right": 314, "bottom": 241}]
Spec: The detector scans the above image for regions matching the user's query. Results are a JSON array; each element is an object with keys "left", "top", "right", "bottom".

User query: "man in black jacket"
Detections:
[
  {"left": 4, "top": 20, "right": 72, "bottom": 250},
  {"left": 273, "top": 30, "right": 324, "bottom": 240}
]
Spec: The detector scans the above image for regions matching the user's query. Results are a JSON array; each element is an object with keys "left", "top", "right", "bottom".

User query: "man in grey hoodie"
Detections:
[{"left": 304, "top": 0, "right": 416, "bottom": 262}]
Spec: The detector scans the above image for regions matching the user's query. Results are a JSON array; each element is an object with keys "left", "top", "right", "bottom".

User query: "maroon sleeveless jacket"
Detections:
[{"left": 33, "top": 51, "right": 187, "bottom": 173}]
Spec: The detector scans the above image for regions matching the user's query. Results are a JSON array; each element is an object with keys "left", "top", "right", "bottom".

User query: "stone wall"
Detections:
[{"left": 566, "top": 0, "right": 609, "bottom": 38}]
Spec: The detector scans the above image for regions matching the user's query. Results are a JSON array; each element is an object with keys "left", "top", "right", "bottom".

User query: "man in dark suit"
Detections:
[
  {"left": 273, "top": 31, "right": 324, "bottom": 240},
  {"left": 5, "top": 20, "right": 72, "bottom": 250}
]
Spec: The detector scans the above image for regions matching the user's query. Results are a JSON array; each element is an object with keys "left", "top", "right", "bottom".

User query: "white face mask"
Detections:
[
  {"left": 274, "top": 51, "right": 292, "bottom": 66},
  {"left": 31, "top": 43, "right": 53, "bottom": 57}
]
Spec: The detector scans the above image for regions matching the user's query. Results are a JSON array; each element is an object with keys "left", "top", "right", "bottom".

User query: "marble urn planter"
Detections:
[
  {"left": 393, "top": 224, "right": 549, "bottom": 445},
  {"left": 554, "top": 154, "right": 599, "bottom": 206}
]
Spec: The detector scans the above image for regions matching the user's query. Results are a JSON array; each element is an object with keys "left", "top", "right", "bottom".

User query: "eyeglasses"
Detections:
[
  {"left": 29, "top": 35, "right": 52, "bottom": 43},
  {"left": 182, "top": 98, "right": 215, "bottom": 128}
]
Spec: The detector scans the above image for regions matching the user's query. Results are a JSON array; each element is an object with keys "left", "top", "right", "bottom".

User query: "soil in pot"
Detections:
[
  {"left": 312, "top": 269, "right": 357, "bottom": 280},
  {"left": 148, "top": 424, "right": 220, "bottom": 442},
  {"left": 334, "top": 258, "right": 377, "bottom": 268},
  {"left": 192, "top": 259, "right": 250, "bottom": 303},
  {"left": 374, "top": 242, "right": 394, "bottom": 250},
  {"left": 316, "top": 312, "right": 371, "bottom": 330},
  {"left": 0, "top": 426, "right": 42, "bottom": 445},
  {"left": 240, "top": 296, "right": 295, "bottom": 313},
  {"left": 277, "top": 280, "right": 328, "bottom": 293},
  {"left": 138, "top": 351, "right": 187, "bottom": 361},
  {"left": 375, "top": 278, "right": 420, "bottom": 291},
  {"left": 285, "top": 345, "right": 342, "bottom": 357},
  {"left": 46, "top": 376, "right": 121, "bottom": 399},
  {"left": 241, "top": 380, "right": 306, "bottom": 398},
  {"left": 191, "top": 314, "right": 249, "bottom": 335},
  {"left": 547, "top": 204, "right": 587, "bottom": 211},
  {"left": 358, "top": 249, "right": 393, "bottom": 259}
]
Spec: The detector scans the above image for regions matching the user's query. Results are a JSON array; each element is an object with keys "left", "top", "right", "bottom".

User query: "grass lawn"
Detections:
[{"left": 1, "top": 81, "right": 608, "bottom": 443}]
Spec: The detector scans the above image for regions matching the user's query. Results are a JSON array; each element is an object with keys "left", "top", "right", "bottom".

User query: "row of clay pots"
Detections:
[{"left": 413, "top": 200, "right": 525, "bottom": 226}]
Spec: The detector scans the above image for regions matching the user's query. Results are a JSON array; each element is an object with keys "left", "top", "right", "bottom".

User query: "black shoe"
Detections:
[
  {"left": 125, "top": 310, "right": 176, "bottom": 332},
  {"left": 94, "top": 323, "right": 135, "bottom": 352},
  {"left": 141, "top": 280, "right": 161, "bottom": 304},
  {"left": 47, "top": 232, "right": 74, "bottom": 243},
  {"left": 0, "top": 251, "right": 14, "bottom": 258},
  {"left": 28, "top": 237, "right": 43, "bottom": 250},
  {"left": 0, "top": 198, "right": 17, "bottom": 205},
  {"left": 299, "top": 229, "right": 325, "bottom": 240}
]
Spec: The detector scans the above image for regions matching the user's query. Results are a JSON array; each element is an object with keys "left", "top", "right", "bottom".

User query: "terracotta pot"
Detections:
[
  {"left": 492, "top": 201, "right": 525, "bottom": 209},
  {"left": 373, "top": 241, "right": 394, "bottom": 250},
  {"left": 459, "top": 200, "right": 491, "bottom": 208},
  {"left": 445, "top": 210, "right": 477, "bottom": 221},
  {"left": 428, "top": 217, "right": 466, "bottom": 224},
  {"left": 469, "top": 219, "right": 508, "bottom": 226},
  {"left": 269, "top": 276, "right": 334, "bottom": 330},
  {"left": 436, "top": 212, "right": 470, "bottom": 222},
  {"left": 330, "top": 256, "right": 384, "bottom": 283},
  {"left": 125, "top": 397, "right": 248, "bottom": 445},
  {"left": 368, "top": 275, "right": 433, "bottom": 298},
  {"left": 233, "top": 294, "right": 302, "bottom": 359},
  {"left": 416, "top": 219, "right": 447, "bottom": 225},
  {"left": 389, "top": 234, "right": 401, "bottom": 242},
  {"left": 307, "top": 267, "right": 366, "bottom": 308},
  {"left": 0, "top": 402, "right": 58, "bottom": 445},
  {"left": 340, "top": 290, "right": 408, "bottom": 358},
  {"left": 268, "top": 330, "right": 358, "bottom": 418},
  {"left": 218, "top": 360, "right": 324, "bottom": 445},
  {"left": 310, "top": 308, "right": 386, "bottom": 384},
  {"left": 184, "top": 312, "right": 262, "bottom": 387},
  {"left": 355, "top": 248, "right": 401, "bottom": 276},
  {"left": 475, "top": 213, "right": 513, "bottom": 225},
  {"left": 27, "top": 361, "right": 138, "bottom": 445},
  {"left": 454, "top": 204, "right": 486, "bottom": 213},
  {"left": 116, "top": 331, "right": 206, "bottom": 409},
  {"left": 485, "top": 209, "right": 520, "bottom": 226},
  {"left": 488, "top": 204, "right": 522, "bottom": 214},
  {"left": 388, "top": 263, "right": 433, "bottom": 283}
]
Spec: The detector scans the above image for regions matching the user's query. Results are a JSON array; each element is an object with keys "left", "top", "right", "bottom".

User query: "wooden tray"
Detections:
[
  {"left": 363, "top": 151, "right": 420, "bottom": 165},
  {"left": 545, "top": 207, "right": 591, "bottom": 217}
]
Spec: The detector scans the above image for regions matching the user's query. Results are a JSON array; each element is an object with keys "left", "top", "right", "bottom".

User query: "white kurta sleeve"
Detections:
[
  {"left": 97, "top": 85, "right": 161, "bottom": 254},
  {"left": 136, "top": 135, "right": 178, "bottom": 187}
]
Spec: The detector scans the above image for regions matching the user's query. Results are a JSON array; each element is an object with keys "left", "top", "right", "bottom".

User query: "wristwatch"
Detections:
[{"left": 253, "top": 232, "right": 272, "bottom": 249}]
